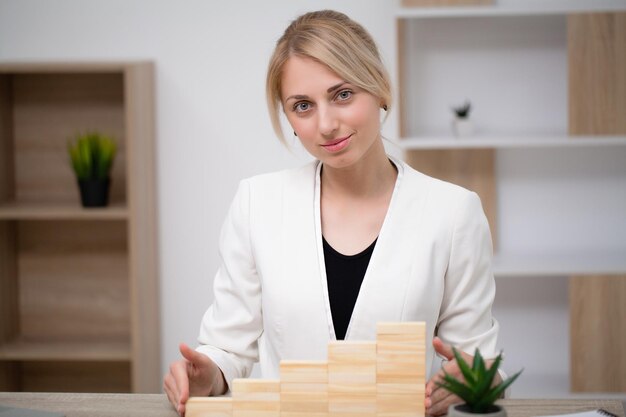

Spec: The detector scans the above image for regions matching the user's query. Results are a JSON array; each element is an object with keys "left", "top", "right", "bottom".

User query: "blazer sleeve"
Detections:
[
  {"left": 436, "top": 190, "right": 500, "bottom": 359},
  {"left": 196, "top": 179, "right": 262, "bottom": 392}
]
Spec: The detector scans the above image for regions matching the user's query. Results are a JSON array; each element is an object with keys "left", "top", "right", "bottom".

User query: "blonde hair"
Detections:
[{"left": 266, "top": 10, "right": 392, "bottom": 145}]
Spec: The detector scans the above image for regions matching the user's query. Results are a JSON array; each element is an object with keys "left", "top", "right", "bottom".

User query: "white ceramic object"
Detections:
[{"left": 452, "top": 118, "right": 475, "bottom": 137}]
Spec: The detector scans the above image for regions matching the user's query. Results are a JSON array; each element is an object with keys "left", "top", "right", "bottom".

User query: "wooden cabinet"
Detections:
[
  {"left": 396, "top": 2, "right": 626, "bottom": 394},
  {"left": 0, "top": 62, "right": 160, "bottom": 393}
]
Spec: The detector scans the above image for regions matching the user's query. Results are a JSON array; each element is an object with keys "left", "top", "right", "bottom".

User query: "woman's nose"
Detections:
[{"left": 318, "top": 105, "right": 339, "bottom": 137}]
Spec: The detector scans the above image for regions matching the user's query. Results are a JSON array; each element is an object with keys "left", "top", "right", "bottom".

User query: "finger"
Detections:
[
  {"left": 170, "top": 361, "right": 190, "bottom": 406},
  {"left": 429, "top": 393, "right": 462, "bottom": 416},
  {"left": 425, "top": 365, "right": 451, "bottom": 396},
  {"left": 163, "top": 374, "right": 176, "bottom": 406},
  {"left": 427, "top": 361, "right": 466, "bottom": 405},
  {"left": 164, "top": 374, "right": 185, "bottom": 416},
  {"left": 180, "top": 342, "right": 206, "bottom": 363},
  {"left": 432, "top": 337, "right": 455, "bottom": 361},
  {"left": 430, "top": 384, "right": 454, "bottom": 406}
]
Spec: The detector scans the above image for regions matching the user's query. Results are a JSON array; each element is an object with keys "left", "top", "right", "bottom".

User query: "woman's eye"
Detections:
[
  {"left": 337, "top": 90, "right": 352, "bottom": 101},
  {"left": 294, "top": 102, "right": 311, "bottom": 113}
]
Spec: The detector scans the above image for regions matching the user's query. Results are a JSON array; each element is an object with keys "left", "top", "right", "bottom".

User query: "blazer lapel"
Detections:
[{"left": 345, "top": 158, "right": 431, "bottom": 341}]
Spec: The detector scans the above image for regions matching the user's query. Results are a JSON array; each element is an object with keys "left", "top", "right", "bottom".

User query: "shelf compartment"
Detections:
[
  {"left": 0, "top": 339, "right": 130, "bottom": 362},
  {"left": 400, "top": 135, "right": 626, "bottom": 150},
  {"left": 18, "top": 361, "right": 131, "bottom": 393},
  {"left": 398, "top": 14, "right": 568, "bottom": 139},
  {"left": 0, "top": 201, "right": 128, "bottom": 220},
  {"left": 14, "top": 220, "right": 130, "bottom": 342},
  {"left": 0, "top": 71, "right": 127, "bottom": 207}
]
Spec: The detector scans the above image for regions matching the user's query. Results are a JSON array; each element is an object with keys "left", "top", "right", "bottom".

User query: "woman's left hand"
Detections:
[
  {"left": 425, "top": 337, "right": 466, "bottom": 416},
  {"left": 425, "top": 337, "right": 502, "bottom": 416}
]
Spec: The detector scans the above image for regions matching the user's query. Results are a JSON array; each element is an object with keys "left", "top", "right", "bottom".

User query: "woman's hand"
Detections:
[
  {"left": 425, "top": 337, "right": 467, "bottom": 416},
  {"left": 425, "top": 337, "right": 503, "bottom": 416},
  {"left": 163, "top": 343, "right": 227, "bottom": 416}
]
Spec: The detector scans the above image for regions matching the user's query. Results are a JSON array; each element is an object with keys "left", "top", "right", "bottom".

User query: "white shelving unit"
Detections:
[
  {"left": 399, "top": 135, "right": 626, "bottom": 150},
  {"left": 396, "top": 0, "right": 626, "bottom": 18},
  {"left": 396, "top": 1, "right": 626, "bottom": 399},
  {"left": 493, "top": 251, "right": 626, "bottom": 278}
]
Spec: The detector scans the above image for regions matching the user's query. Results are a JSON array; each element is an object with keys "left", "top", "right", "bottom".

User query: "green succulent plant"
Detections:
[
  {"left": 436, "top": 348, "right": 522, "bottom": 413},
  {"left": 68, "top": 132, "right": 117, "bottom": 180},
  {"left": 453, "top": 101, "right": 471, "bottom": 118}
]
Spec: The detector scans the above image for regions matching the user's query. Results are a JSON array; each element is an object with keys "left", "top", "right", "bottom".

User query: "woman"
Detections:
[{"left": 164, "top": 10, "right": 501, "bottom": 416}]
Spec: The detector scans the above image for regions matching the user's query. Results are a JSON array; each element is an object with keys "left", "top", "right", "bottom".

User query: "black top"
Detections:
[{"left": 323, "top": 236, "right": 377, "bottom": 340}]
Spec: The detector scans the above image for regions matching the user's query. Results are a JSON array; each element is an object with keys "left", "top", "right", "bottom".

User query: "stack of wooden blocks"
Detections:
[{"left": 186, "top": 322, "right": 425, "bottom": 417}]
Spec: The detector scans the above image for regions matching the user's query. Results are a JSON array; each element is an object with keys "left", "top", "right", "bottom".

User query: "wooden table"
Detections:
[{"left": 0, "top": 393, "right": 624, "bottom": 417}]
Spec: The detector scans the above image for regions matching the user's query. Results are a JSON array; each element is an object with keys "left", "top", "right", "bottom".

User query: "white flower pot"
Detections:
[
  {"left": 452, "top": 118, "right": 474, "bottom": 137},
  {"left": 447, "top": 404, "right": 507, "bottom": 417}
]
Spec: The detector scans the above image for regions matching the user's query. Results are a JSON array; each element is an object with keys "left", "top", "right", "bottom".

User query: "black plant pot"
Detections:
[{"left": 78, "top": 178, "right": 111, "bottom": 207}]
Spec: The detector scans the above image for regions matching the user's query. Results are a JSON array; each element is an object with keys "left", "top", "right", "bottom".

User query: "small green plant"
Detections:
[
  {"left": 68, "top": 132, "right": 117, "bottom": 180},
  {"left": 453, "top": 101, "right": 471, "bottom": 119},
  {"left": 437, "top": 348, "right": 522, "bottom": 413}
]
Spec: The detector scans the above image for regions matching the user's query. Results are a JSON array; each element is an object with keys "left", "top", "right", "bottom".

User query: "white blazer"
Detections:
[{"left": 197, "top": 156, "right": 500, "bottom": 391}]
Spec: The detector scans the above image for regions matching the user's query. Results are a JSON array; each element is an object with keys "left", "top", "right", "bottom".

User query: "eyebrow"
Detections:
[
  {"left": 327, "top": 81, "right": 348, "bottom": 93},
  {"left": 284, "top": 81, "right": 349, "bottom": 103}
]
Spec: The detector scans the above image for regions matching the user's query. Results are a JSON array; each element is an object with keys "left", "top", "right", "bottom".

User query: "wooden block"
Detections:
[
  {"left": 377, "top": 383, "right": 425, "bottom": 395},
  {"left": 280, "top": 361, "right": 328, "bottom": 416},
  {"left": 328, "top": 341, "right": 377, "bottom": 361},
  {"left": 282, "top": 414, "right": 328, "bottom": 417},
  {"left": 328, "top": 341, "right": 376, "bottom": 384},
  {"left": 328, "top": 365, "right": 376, "bottom": 385},
  {"left": 282, "top": 414, "right": 327, "bottom": 417},
  {"left": 233, "top": 378, "right": 281, "bottom": 395},
  {"left": 186, "top": 397, "right": 232, "bottom": 417},
  {"left": 377, "top": 322, "right": 425, "bottom": 336},
  {"left": 328, "top": 342, "right": 377, "bottom": 416},
  {"left": 281, "top": 392, "right": 328, "bottom": 412},
  {"left": 377, "top": 322, "right": 426, "bottom": 386},
  {"left": 281, "top": 388, "right": 328, "bottom": 413},
  {"left": 280, "top": 360, "right": 327, "bottom": 383},
  {"left": 329, "top": 391, "right": 377, "bottom": 414},
  {"left": 233, "top": 379, "right": 280, "bottom": 417},
  {"left": 281, "top": 382, "right": 327, "bottom": 393},
  {"left": 378, "top": 392, "right": 425, "bottom": 417}
]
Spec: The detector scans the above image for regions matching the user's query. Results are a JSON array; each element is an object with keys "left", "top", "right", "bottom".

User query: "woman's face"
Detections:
[{"left": 281, "top": 55, "right": 383, "bottom": 170}]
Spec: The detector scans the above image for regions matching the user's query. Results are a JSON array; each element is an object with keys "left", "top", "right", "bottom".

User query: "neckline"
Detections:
[
  {"left": 313, "top": 154, "right": 405, "bottom": 340},
  {"left": 322, "top": 235, "right": 378, "bottom": 259}
]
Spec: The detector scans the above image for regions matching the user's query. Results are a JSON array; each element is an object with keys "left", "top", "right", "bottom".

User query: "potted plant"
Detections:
[
  {"left": 437, "top": 348, "right": 522, "bottom": 417},
  {"left": 451, "top": 100, "right": 474, "bottom": 137},
  {"left": 68, "top": 132, "right": 117, "bottom": 207}
]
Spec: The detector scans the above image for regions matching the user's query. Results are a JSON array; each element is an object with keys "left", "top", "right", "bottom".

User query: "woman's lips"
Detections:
[{"left": 321, "top": 135, "right": 352, "bottom": 153}]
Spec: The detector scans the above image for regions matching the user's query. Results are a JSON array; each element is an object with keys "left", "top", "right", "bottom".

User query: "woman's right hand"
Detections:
[{"left": 163, "top": 343, "right": 227, "bottom": 416}]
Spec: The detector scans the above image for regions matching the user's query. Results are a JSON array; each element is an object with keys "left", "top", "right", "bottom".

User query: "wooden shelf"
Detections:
[
  {"left": 0, "top": 61, "right": 150, "bottom": 73},
  {"left": 493, "top": 251, "right": 626, "bottom": 278},
  {"left": 399, "top": 135, "right": 626, "bottom": 150},
  {"left": 396, "top": 0, "right": 626, "bottom": 18},
  {"left": 0, "top": 339, "right": 131, "bottom": 362},
  {"left": 0, "top": 62, "right": 160, "bottom": 393},
  {"left": 0, "top": 202, "right": 128, "bottom": 220}
]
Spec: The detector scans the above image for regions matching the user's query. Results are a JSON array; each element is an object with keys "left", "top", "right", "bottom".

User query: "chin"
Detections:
[{"left": 319, "top": 154, "right": 357, "bottom": 170}]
